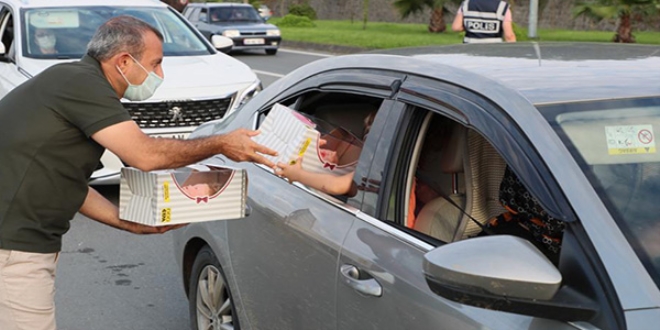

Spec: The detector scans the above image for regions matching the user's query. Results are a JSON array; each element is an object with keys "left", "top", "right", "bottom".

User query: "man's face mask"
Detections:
[
  {"left": 36, "top": 34, "right": 56, "bottom": 50},
  {"left": 116, "top": 54, "right": 163, "bottom": 101}
]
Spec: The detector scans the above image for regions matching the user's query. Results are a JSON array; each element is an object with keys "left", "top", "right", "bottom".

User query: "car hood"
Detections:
[
  {"left": 18, "top": 53, "right": 257, "bottom": 101},
  {"left": 211, "top": 22, "right": 277, "bottom": 30}
]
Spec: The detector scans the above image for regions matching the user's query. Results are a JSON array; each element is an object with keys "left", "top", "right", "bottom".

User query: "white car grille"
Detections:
[{"left": 124, "top": 98, "right": 233, "bottom": 129}]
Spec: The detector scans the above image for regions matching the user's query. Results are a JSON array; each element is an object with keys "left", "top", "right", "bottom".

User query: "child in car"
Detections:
[{"left": 275, "top": 111, "right": 376, "bottom": 196}]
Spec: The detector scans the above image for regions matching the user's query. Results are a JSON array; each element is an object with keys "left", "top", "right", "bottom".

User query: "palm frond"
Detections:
[{"left": 573, "top": 4, "right": 620, "bottom": 20}]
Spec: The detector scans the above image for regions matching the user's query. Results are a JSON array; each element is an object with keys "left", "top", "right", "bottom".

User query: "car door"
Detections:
[
  {"left": 336, "top": 76, "right": 624, "bottom": 330},
  {"left": 226, "top": 70, "right": 406, "bottom": 329},
  {"left": 0, "top": 3, "right": 27, "bottom": 99}
]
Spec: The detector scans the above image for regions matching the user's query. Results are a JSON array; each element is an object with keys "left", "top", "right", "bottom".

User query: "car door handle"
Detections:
[{"left": 340, "top": 264, "right": 382, "bottom": 297}]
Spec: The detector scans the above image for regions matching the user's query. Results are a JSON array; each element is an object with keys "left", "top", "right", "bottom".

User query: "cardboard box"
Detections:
[
  {"left": 119, "top": 164, "right": 247, "bottom": 226},
  {"left": 253, "top": 103, "right": 363, "bottom": 176}
]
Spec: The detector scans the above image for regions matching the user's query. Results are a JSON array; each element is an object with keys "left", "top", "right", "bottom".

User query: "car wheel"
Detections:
[
  {"left": 265, "top": 49, "right": 277, "bottom": 55},
  {"left": 189, "top": 245, "right": 240, "bottom": 330}
]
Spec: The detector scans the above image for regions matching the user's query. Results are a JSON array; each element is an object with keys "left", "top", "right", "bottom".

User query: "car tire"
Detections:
[
  {"left": 189, "top": 245, "right": 240, "bottom": 330},
  {"left": 265, "top": 49, "right": 277, "bottom": 55}
]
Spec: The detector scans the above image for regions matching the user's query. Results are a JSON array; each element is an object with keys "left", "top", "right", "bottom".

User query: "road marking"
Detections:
[
  {"left": 279, "top": 48, "right": 334, "bottom": 57},
  {"left": 253, "top": 69, "right": 285, "bottom": 78}
]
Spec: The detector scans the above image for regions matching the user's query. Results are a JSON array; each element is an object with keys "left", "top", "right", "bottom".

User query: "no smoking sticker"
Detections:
[{"left": 606, "top": 125, "right": 656, "bottom": 155}]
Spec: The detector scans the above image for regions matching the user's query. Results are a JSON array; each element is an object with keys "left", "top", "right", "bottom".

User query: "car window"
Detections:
[
  {"left": 541, "top": 97, "right": 660, "bottom": 287},
  {"left": 21, "top": 6, "right": 211, "bottom": 59},
  {"left": 210, "top": 6, "right": 262, "bottom": 23},
  {"left": 255, "top": 91, "right": 385, "bottom": 204},
  {"left": 384, "top": 106, "right": 565, "bottom": 263},
  {"left": 198, "top": 8, "right": 207, "bottom": 23}
]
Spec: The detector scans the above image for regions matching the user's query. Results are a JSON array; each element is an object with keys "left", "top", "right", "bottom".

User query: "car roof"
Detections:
[
  {"left": 371, "top": 42, "right": 660, "bottom": 105},
  {"left": 5, "top": 0, "right": 167, "bottom": 8}
]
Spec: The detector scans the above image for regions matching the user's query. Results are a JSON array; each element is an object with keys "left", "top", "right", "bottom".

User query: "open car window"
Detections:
[{"left": 254, "top": 91, "right": 384, "bottom": 203}]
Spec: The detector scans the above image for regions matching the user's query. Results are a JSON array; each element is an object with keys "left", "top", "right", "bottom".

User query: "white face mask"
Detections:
[
  {"left": 116, "top": 54, "right": 163, "bottom": 101},
  {"left": 36, "top": 35, "right": 56, "bottom": 51}
]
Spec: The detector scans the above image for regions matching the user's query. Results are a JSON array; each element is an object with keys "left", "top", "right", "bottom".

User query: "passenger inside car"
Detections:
[
  {"left": 275, "top": 110, "right": 377, "bottom": 197},
  {"left": 32, "top": 27, "right": 58, "bottom": 54},
  {"left": 409, "top": 113, "right": 564, "bottom": 263},
  {"left": 480, "top": 166, "right": 565, "bottom": 264}
]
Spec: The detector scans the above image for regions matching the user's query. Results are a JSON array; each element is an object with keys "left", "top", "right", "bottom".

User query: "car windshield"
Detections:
[
  {"left": 209, "top": 7, "right": 263, "bottom": 23},
  {"left": 21, "top": 6, "right": 211, "bottom": 59},
  {"left": 541, "top": 97, "right": 660, "bottom": 288}
]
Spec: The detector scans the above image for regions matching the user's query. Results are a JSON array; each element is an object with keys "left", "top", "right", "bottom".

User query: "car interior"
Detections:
[
  {"left": 409, "top": 113, "right": 508, "bottom": 241},
  {"left": 259, "top": 92, "right": 383, "bottom": 142},
  {"left": 0, "top": 10, "right": 14, "bottom": 59},
  {"left": 255, "top": 91, "right": 564, "bottom": 264}
]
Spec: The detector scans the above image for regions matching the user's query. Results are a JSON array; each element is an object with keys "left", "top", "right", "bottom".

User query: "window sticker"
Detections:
[
  {"left": 605, "top": 125, "right": 656, "bottom": 155},
  {"left": 28, "top": 11, "right": 80, "bottom": 28}
]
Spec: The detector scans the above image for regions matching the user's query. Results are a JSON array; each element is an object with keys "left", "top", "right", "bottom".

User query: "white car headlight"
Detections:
[
  {"left": 230, "top": 79, "right": 262, "bottom": 114},
  {"left": 266, "top": 29, "right": 281, "bottom": 37},
  {"left": 223, "top": 30, "right": 240, "bottom": 38}
]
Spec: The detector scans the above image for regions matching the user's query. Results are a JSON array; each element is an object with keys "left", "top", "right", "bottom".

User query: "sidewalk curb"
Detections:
[{"left": 280, "top": 40, "right": 368, "bottom": 55}]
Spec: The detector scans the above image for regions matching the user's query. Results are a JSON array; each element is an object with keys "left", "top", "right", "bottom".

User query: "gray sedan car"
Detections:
[{"left": 173, "top": 43, "right": 660, "bottom": 330}]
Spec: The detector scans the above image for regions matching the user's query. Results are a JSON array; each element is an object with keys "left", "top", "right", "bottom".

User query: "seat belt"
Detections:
[{"left": 415, "top": 171, "right": 495, "bottom": 236}]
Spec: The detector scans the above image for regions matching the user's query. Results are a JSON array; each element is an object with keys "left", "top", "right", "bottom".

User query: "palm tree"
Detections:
[
  {"left": 573, "top": 0, "right": 660, "bottom": 43},
  {"left": 394, "top": 0, "right": 462, "bottom": 33}
]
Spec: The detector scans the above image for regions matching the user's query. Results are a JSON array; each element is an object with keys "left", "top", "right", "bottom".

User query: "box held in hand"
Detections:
[
  {"left": 253, "top": 103, "right": 363, "bottom": 176},
  {"left": 120, "top": 164, "right": 247, "bottom": 226}
]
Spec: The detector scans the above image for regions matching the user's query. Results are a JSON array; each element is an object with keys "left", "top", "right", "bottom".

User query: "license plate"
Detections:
[
  {"left": 151, "top": 133, "right": 190, "bottom": 140},
  {"left": 244, "top": 38, "right": 265, "bottom": 45}
]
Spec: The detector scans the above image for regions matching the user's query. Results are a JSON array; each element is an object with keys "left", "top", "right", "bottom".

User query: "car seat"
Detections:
[
  {"left": 414, "top": 127, "right": 507, "bottom": 242},
  {"left": 413, "top": 124, "right": 468, "bottom": 242}
]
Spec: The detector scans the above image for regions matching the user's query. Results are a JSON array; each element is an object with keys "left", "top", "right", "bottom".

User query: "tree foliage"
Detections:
[
  {"left": 573, "top": 0, "right": 660, "bottom": 43},
  {"left": 393, "top": 0, "right": 462, "bottom": 33}
]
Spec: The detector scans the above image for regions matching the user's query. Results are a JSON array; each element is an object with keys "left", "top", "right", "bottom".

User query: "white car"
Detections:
[{"left": 0, "top": 0, "right": 261, "bottom": 184}]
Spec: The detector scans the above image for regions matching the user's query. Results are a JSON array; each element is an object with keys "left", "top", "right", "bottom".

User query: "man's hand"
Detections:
[
  {"left": 119, "top": 220, "right": 188, "bottom": 234},
  {"left": 220, "top": 128, "right": 278, "bottom": 168}
]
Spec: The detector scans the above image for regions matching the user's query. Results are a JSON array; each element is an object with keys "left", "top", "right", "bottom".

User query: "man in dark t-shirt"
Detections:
[{"left": 0, "top": 16, "right": 276, "bottom": 330}]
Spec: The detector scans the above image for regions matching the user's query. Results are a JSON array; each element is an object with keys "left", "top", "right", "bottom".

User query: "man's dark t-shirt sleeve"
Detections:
[{"left": 49, "top": 62, "right": 130, "bottom": 136}]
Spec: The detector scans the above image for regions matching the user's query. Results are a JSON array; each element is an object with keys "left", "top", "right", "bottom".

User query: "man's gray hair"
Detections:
[{"left": 87, "top": 15, "right": 163, "bottom": 61}]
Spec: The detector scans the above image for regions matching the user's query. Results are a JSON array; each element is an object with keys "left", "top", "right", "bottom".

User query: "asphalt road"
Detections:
[{"left": 54, "top": 48, "right": 330, "bottom": 330}]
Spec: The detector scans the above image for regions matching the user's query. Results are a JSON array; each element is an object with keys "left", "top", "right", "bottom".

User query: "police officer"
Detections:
[{"left": 452, "top": 0, "right": 516, "bottom": 44}]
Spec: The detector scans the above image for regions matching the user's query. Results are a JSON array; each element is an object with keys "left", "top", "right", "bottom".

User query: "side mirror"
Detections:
[
  {"left": 211, "top": 35, "right": 233, "bottom": 54},
  {"left": 423, "top": 235, "right": 598, "bottom": 322}
]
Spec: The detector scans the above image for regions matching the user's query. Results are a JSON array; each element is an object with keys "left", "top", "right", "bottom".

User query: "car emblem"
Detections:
[{"left": 169, "top": 106, "right": 184, "bottom": 122}]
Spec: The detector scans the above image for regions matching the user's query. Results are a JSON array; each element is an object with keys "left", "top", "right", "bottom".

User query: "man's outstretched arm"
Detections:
[{"left": 92, "top": 120, "right": 277, "bottom": 171}]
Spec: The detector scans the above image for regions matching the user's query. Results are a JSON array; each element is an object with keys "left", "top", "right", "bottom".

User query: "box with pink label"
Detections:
[
  {"left": 119, "top": 164, "right": 247, "bottom": 226},
  {"left": 253, "top": 103, "right": 364, "bottom": 176}
]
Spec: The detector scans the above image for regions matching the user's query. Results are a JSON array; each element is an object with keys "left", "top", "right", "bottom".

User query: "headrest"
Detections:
[{"left": 439, "top": 125, "right": 467, "bottom": 174}]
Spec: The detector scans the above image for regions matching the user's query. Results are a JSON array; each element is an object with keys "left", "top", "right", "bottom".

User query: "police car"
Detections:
[{"left": 0, "top": 0, "right": 260, "bottom": 184}]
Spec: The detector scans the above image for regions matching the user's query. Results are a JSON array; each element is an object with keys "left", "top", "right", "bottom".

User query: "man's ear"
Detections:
[{"left": 114, "top": 53, "right": 132, "bottom": 72}]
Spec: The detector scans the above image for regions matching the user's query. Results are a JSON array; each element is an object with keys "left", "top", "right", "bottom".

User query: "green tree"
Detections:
[
  {"left": 574, "top": 0, "right": 660, "bottom": 43},
  {"left": 393, "top": 0, "right": 462, "bottom": 33}
]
